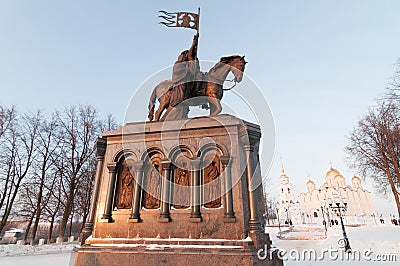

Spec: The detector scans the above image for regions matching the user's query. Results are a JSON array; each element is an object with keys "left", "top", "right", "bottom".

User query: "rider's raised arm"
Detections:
[{"left": 188, "top": 33, "right": 199, "bottom": 60}]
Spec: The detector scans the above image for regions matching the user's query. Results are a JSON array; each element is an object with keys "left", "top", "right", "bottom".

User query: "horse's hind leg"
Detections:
[
  {"left": 159, "top": 106, "right": 174, "bottom": 121},
  {"left": 154, "top": 98, "right": 168, "bottom": 121}
]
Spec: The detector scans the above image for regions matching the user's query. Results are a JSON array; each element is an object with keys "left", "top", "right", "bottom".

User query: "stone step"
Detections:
[
  {"left": 278, "top": 234, "right": 327, "bottom": 240},
  {"left": 277, "top": 228, "right": 327, "bottom": 240},
  {"left": 290, "top": 227, "right": 326, "bottom": 232},
  {"left": 85, "top": 237, "right": 254, "bottom": 248}
]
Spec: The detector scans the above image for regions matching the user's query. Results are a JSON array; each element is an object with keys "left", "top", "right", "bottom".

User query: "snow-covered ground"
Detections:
[
  {"left": 0, "top": 224, "right": 398, "bottom": 265},
  {"left": 0, "top": 243, "right": 75, "bottom": 266},
  {"left": 266, "top": 224, "right": 400, "bottom": 265},
  {"left": 0, "top": 252, "right": 73, "bottom": 266}
]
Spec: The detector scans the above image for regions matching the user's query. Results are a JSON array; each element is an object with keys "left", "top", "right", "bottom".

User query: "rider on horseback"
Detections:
[
  {"left": 169, "top": 33, "right": 201, "bottom": 108},
  {"left": 147, "top": 40, "right": 246, "bottom": 122}
]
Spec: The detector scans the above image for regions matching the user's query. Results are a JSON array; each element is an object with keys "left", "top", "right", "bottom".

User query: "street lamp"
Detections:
[
  {"left": 319, "top": 206, "right": 327, "bottom": 235},
  {"left": 285, "top": 200, "right": 291, "bottom": 226},
  {"left": 372, "top": 213, "right": 377, "bottom": 225},
  {"left": 276, "top": 204, "right": 281, "bottom": 233},
  {"left": 323, "top": 197, "right": 331, "bottom": 227},
  {"left": 328, "top": 197, "right": 351, "bottom": 252},
  {"left": 285, "top": 207, "right": 290, "bottom": 226}
]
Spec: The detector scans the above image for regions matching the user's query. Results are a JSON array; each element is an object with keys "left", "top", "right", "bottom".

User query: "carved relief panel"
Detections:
[
  {"left": 116, "top": 159, "right": 136, "bottom": 209},
  {"left": 173, "top": 160, "right": 190, "bottom": 209},
  {"left": 203, "top": 155, "right": 222, "bottom": 208},
  {"left": 143, "top": 156, "right": 162, "bottom": 209}
]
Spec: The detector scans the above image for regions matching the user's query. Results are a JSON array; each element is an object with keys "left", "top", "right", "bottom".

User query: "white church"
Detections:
[
  {"left": 276, "top": 167, "right": 302, "bottom": 225},
  {"left": 277, "top": 165, "right": 375, "bottom": 225}
]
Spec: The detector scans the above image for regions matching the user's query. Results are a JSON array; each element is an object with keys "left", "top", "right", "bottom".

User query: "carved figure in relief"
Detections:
[
  {"left": 204, "top": 160, "right": 221, "bottom": 208},
  {"left": 144, "top": 164, "right": 161, "bottom": 209},
  {"left": 174, "top": 161, "right": 190, "bottom": 209},
  {"left": 117, "top": 165, "right": 134, "bottom": 209}
]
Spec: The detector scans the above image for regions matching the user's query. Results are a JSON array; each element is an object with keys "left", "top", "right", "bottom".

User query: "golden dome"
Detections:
[
  {"left": 352, "top": 175, "right": 361, "bottom": 181},
  {"left": 307, "top": 179, "right": 315, "bottom": 184},
  {"left": 280, "top": 170, "right": 289, "bottom": 179},
  {"left": 326, "top": 167, "right": 340, "bottom": 177},
  {"left": 335, "top": 174, "right": 345, "bottom": 180}
]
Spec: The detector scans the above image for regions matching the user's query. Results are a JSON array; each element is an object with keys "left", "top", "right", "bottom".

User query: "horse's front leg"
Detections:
[{"left": 208, "top": 96, "right": 222, "bottom": 116}]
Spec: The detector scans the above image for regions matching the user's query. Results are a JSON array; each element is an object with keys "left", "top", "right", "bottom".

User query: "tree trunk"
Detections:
[
  {"left": 30, "top": 166, "right": 47, "bottom": 245},
  {"left": 0, "top": 176, "right": 25, "bottom": 233},
  {"left": 47, "top": 215, "right": 55, "bottom": 244},
  {"left": 387, "top": 172, "right": 400, "bottom": 218},
  {"left": 30, "top": 204, "right": 42, "bottom": 245},
  {"left": 68, "top": 210, "right": 73, "bottom": 238},
  {"left": 58, "top": 177, "right": 76, "bottom": 240},
  {"left": 80, "top": 213, "right": 87, "bottom": 234},
  {"left": 22, "top": 210, "right": 36, "bottom": 244}
]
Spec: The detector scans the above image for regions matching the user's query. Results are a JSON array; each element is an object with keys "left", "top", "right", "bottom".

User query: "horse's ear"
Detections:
[{"left": 242, "top": 55, "right": 248, "bottom": 64}]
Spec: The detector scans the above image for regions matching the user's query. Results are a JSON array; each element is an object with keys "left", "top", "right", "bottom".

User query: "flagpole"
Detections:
[
  {"left": 197, "top": 7, "right": 200, "bottom": 35},
  {"left": 196, "top": 7, "right": 200, "bottom": 61}
]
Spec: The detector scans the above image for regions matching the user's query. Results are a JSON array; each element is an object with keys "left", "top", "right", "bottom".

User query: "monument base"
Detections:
[
  {"left": 74, "top": 236, "right": 282, "bottom": 266},
  {"left": 74, "top": 115, "right": 283, "bottom": 265}
]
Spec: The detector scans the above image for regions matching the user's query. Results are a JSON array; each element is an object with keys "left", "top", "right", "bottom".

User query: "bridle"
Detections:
[{"left": 223, "top": 78, "right": 237, "bottom": 91}]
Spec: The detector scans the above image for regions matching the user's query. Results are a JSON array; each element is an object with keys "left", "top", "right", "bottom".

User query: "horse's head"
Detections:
[
  {"left": 226, "top": 55, "right": 247, "bottom": 83},
  {"left": 208, "top": 55, "right": 248, "bottom": 84}
]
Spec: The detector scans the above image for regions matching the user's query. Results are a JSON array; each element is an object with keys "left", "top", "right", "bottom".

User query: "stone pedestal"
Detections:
[{"left": 74, "top": 115, "right": 282, "bottom": 266}]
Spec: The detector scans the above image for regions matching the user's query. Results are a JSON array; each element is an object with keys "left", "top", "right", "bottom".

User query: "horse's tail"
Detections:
[{"left": 148, "top": 86, "right": 158, "bottom": 121}]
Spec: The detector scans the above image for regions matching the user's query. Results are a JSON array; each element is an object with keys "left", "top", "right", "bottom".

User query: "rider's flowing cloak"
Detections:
[{"left": 170, "top": 50, "right": 199, "bottom": 107}]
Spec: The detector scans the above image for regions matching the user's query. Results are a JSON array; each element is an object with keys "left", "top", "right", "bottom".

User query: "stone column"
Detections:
[
  {"left": 221, "top": 156, "right": 236, "bottom": 222},
  {"left": 79, "top": 138, "right": 106, "bottom": 243},
  {"left": 243, "top": 144, "right": 263, "bottom": 232},
  {"left": 128, "top": 160, "right": 144, "bottom": 223},
  {"left": 159, "top": 160, "right": 172, "bottom": 222},
  {"left": 101, "top": 162, "right": 118, "bottom": 222},
  {"left": 190, "top": 158, "right": 202, "bottom": 222}
]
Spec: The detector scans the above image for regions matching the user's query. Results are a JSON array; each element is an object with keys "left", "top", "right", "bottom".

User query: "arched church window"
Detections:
[
  {"left": 314, "top": 212, "right": 318, "bottom": 217},
  {"left": 288, "top": 188, "right": 290, "bottom": 193}
]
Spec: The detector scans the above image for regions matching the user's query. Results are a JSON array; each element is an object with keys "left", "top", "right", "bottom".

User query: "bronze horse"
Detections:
[{"left": 148, "top": 55, "right": 247, "bottom": 121}]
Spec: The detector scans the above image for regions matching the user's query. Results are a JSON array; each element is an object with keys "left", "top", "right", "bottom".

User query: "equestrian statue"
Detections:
[{"left": 148, "top": 33, "right": 247, "bottom": 121}]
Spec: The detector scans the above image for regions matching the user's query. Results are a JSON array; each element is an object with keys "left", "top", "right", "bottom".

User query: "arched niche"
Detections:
[
  {"left": 113, "top": 153, "right": 137, "bottom": 210},
  {"left": 199, "top": 144, "right": 224, "bottom": 209},
  {"left": 113, "top": 149, "right": 139, "bottom": 163},
  {"left": 169, "top": 145, "right": 193, "bottom": 209},
  {"left": 141, "top": 147, "right": 165, "bottom": 210}
]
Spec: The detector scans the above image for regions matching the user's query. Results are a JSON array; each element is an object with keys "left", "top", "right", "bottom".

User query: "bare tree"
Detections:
[
  {"left": 103, "top": 113, "right": 119, "bottom": 132},
  {"left": 74, "top": 156, "right": 97, "bottom": 234},
  {"left": 0, "top": 111, "right": 40, "bottom": 233},
  {"left": 0, "top": 105, "right": 16, "bottom": 140},
  {"left": 0, "top": 106, "right": 17, "bottom": 218},
  {"left": 384, "top": 58, "right": 400, "bottom": 102},
  {"left": 0, "top": 104, "right": 117, "bottom": 241},
  {"left": 27, "top": 115, "right": 60, "bottom": 244},
  {"left": 346, "top": 102, "right": 400, "bottom": 218},
  {"left": 42, "top": 175, "right": 64, "bottom": 243},
  {"left": 264, "top": 196, "right": 277, "bottom": 225},
  {"left": 17, "top": 182, "right": 38, "bottom": 243},
  {"left": 54, "top": 105, "right": 104, "bottom": 240}
]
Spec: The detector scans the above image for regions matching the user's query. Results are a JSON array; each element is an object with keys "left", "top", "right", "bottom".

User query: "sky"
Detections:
[{"left": 1, "top": 1, "right": 400, "bottom": 215}]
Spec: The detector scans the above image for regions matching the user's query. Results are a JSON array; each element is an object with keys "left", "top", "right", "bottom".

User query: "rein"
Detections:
[
  {"left": 223, "top": 78, "right": 237, "bottom": 91},
  {"left": 209, "top": 57, "right": 244, "bottom": 91}
]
